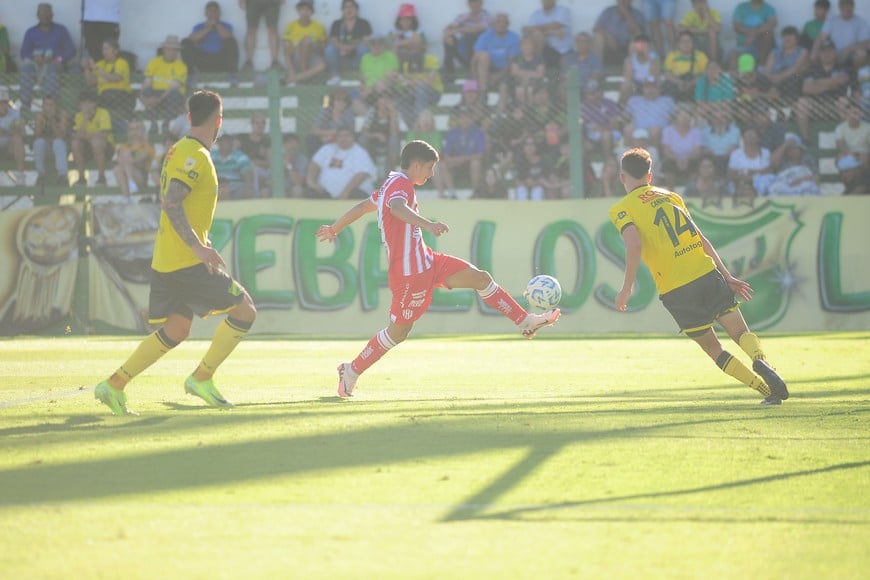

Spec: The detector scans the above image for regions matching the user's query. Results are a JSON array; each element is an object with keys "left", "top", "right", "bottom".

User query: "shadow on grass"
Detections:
[
  {"left": 0, "top": 403, "right": 864, "bottom": 512},
  {"left": 446, "top": 458, "right": 870, "bottom": 524}
]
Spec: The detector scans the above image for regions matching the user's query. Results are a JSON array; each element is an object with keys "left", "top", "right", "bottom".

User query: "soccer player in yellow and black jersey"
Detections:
[
  {"left": 95, "top": 90, "right": 257, "bottom": 415},
  {"left": 609, "top": 148, "right": 789, "bottom": 405}
]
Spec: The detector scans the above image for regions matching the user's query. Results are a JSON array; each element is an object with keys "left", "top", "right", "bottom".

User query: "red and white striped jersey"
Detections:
[{"left": 371, "top": 171, "right": 434, "bottom": 279}]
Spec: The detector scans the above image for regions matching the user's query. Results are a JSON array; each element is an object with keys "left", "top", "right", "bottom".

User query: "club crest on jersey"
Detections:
[{"left": 184, "top": 158, "right": 196, "bottom": 170}]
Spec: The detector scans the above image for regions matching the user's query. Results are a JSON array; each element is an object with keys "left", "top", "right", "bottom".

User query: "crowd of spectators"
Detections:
[{"left": 0, "top": 0, "right": 868, "bottom": 201}]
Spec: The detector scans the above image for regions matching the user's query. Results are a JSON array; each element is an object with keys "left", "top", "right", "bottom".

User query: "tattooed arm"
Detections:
[{"left": 162, "top": 178, "right": 226, "bottom": 272}]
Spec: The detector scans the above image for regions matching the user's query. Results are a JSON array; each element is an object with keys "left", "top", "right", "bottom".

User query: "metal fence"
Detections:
[{"left": 0, "top": 61, "right": 864, "bottom": 209}]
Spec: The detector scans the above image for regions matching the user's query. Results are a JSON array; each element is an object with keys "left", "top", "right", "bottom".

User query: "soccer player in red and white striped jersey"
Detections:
[{"left": 316, "top": 140, "right": 560, "bottom": 398}]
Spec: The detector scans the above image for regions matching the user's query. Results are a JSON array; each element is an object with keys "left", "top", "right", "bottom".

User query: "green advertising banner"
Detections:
[{"left": 8, "top": 196, "right": 866, "bottom": 337}]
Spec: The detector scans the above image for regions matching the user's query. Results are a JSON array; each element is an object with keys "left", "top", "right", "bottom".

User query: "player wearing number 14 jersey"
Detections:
[
  {"left": 317, "top": 140, "right": 560, "bottom": 398},
  {"left": 609, "top": 148, "right": 788, "bottom": 405}
]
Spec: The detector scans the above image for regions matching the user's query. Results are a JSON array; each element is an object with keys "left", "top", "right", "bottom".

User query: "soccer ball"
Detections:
[{"left": 524, "top": 275, "right": 562, "bottom": 310}]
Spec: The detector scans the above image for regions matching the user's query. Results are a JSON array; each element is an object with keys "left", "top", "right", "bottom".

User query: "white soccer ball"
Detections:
[{"left": 524, "top": 275, "right": 562, "bottom": 310}]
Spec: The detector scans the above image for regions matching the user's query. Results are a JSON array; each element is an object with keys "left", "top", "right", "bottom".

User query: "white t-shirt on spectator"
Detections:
[
  {"left": 312, "top": 142, "right": 376, "bottom": 199},
  {"left": 728, "top": 147, "right": 771, "bottom": 173},
  {"left": 834, "top": 120, "right": 870, "bottom": 156}
]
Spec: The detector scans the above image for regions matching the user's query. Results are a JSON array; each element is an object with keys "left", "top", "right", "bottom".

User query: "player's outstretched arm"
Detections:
[
  {"left": 387, "top": 198, "right": 449, "bottom": 237},
  {"left": 699, "top": 229, "right": 753, "bottom": 302},
  {"left": 616, "top": 224, "right": 642, "bottom": 312},
  {"left": 316, "top": 198, "right": 377, "bottom": 243}
]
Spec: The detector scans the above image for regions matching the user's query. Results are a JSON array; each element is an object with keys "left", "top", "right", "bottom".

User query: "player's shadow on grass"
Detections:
[
  {"left": 0, "top": 409, "right": 841, "bottom": 507},
  {"left": 0, "top": 414, "right": 170, "bottom": 437},
  {"left": 445, "top": 459, "right": 870, "bottom": 524}
]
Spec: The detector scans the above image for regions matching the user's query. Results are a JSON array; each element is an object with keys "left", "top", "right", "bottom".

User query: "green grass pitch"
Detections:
[{"left": 1, "top": 332, "right": 868, "bottom": 579}]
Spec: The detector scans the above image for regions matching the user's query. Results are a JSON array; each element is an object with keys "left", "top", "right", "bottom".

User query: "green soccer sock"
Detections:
[{"left": 716, "top": 351, "right": 771, "bottom": 397}]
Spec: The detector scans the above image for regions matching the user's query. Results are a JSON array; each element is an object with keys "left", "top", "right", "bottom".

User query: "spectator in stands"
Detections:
[
  {"left": 834, "top": 99, "right": 870, "bottom": 169},
  {"left": 514, "top": 136, "right": 550, "bottom": 201},
  {"left": 701, "top": 105, "right": 741, "bottom": 176},
  {"left": 683, "top": 154, "right": 728, "bottom": 207},
  {"left": 239, "top": 0, "right": 283, "bottom": 72},
  {"left": 679, "top": 0, "right": 721, "bottom": 65},
  {"left": 813, "top": 0, "right": 870, "bottom": 68},
  {"left": 307, "top": 88, "right": 355, "bottom": 154},
  {"left": 837, "top": 152, "right": 868, "bottom": 194},
  {"left": 561, "top": 32, "right": 603, "bottom": 94},
  {"left": 325, "top": 0, "right": 372, "bottom": 86},
  {"left": 83, "top": 38, "right": 134, "bottom": 121},
  {"left": 71, "top": 91, "right": 114, "bottom": 186},
  {"left": 471, "top": 12, "right": 520, "bottom": 93},
  {"left": 545, "top": 140, "right": 571, "bottom": 199},
  {"left": 396, "top": 50, "right": 443, "bottom": 129},
  {"left": 0, "top": 19, "right": 18, "bottom": 73},
  {"left": 457, "top": 79, "right": 491, "bottom": 128},
  {"left": 406, "top": 109, "right": 449, "bottom": 198},
  {"left": 660, "top": 105, "right": 704, "bottom": 187},
  {"left": 526, "top": 82, "right": 564, "bottom": 161},
  {"left": 113, "top": 119, "right": 156, "bottom": 197},
  {"left": 441, "top": 106, "right": 486, "bottom": 197},
  {"left": 19, "top": 3, "right": 77, "bottom": 112},
  {"left": 522, "top": 0, "right": 574, "bottom": 72},
  {"left": 32, "top": 94, "right": 69, "bottom": 186},
  {"left": 593, "top": 0, "right": 646, "bottom": 67},
  {"left": 487, "top": 104, "right": 530, "bottom": 171},
  {"left": 727, "top": 126, "right": 771, "bottom": 205},
  {"left": 618, "top": 33, "right": 659, "bottom": 105},
  {"left": 733, "top": 53, "right": 776, "bottom": 125},
  {"left": 643, "top": 0, "right": 676, "bottom": 58},
  {"left": 182, "top": 1, "right": 240, "bottom": 78},
  {"left": 476, "top": 165, "right": 511, "bottom": 199},
  {"left": 765, "top": 132, "right": 821, "bottom": 195},
  {"left": 81, "top": 0, "right": 120, "bottom": 62},
  {"left": 141, "top": 35, "right": 188, "bottom": 138},
  {"left": 235, "top": 113, "right": 271, "bottom": 197},
  {"left": 694, "top": 60, "right": 735, "bottom": 121},
  {"left": 581, "top": 78, "right": 623, "bottom": 158},
  {"left": 661, "top": 30, "right": 709, "bottom": 102},
  {"left": 360, "top": 92, "right": 400, "bottom": 175},
  {"left": 760, "top": 26, "right": 809, "bottom": 110},
  {"left": 509, "top": 36, "right": 546, "bottom": 107},
  {"left": 389, "top": 3, "right": 426, "bottom": 74},
  {"left": 306, "top": 126, "right": 376, "bottom": 199},
  {"left": 0, "top": 88, "right": 25, "bottom": 185},
  {"left": 750, "top": 104, "right": 786, "bottom": 156},
  {"left": 212, "top": 135, "right": 254, "bottom": 199},
  {"left": 359, "top": 36, "right": 400, "bottom": 99},
  {"left": 795, "top": 38, "right": 850, "bottom": 141},
  {"left": 731, "top": 0, "right": 778, "bottom": 66},
  {"left": 281, "top": 0, "right": 326, "bottom": 85},
  {"left": 625, "top": 75, "right": 675, "bottom": 145},
  {"left": 442, "top": 0, "right": 491, "bottom": 82},
  {"left": 801, "top": 0, "right": 831, "bottom": 52},
  {"left": 149, "top": 134, "right": 174, "bottom": 188},
  {"left": 283, "top": 133, "right": 309, "bottom": 197}
]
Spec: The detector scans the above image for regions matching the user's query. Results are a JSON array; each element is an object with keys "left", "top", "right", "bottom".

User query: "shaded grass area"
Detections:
[{"left": 0, "top": 333, "right": 868, "bottom": 578}]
